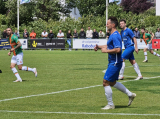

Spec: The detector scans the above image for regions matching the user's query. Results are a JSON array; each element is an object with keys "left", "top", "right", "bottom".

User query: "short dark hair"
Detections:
[
  {"left": 120, "top": 19, "right": 126, "bottom": 23},
  {"left": 141, "top": 27, "right": 145, "bottom": 30},
  {"left": 108, "top": 16, "right": 118, "bottom": 27},
  {"left": 7, "top": 28, "right": 12, "bottom": 31}
]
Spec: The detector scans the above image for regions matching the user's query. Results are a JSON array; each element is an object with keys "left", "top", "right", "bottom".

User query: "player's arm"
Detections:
[
  {"left": 128, "top": 29, "right": 138, "bottom": 54},
  {"left": 94, "top": 44, "right": 107, "bottom": 51},
  {"left": 10, "top": 36, "right": 22, "bottom": 52},
  {"left": 148, "top": 34, "right": 154, "bottom": 44},
  {"left": 133, "top": 37, "right": 138, "bottom": 54},
  {"left": 101, "top": 36, "right": 121, "bottom": 53},
  {"left": 10, "top": 42, "right": 22, "bottom": 52},
  {"left": 101, "top": 47, "right": 121, "bottom": 54}
]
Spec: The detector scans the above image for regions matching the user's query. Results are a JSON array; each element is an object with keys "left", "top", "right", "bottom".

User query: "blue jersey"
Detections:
[
  {"left": 107, "top": 31, "right": 122, "bottom": 65},
  {"left": 121, "top": 28, "right": 135, "bottom": 48}
]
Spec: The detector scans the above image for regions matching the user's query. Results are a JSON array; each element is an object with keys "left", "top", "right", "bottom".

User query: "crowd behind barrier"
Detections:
[
  {"left": 1, "top": 27, "right": 160, "bottom": 50},
  {"left": 1, "top": 38, "right": 160, "bottom": 50}
]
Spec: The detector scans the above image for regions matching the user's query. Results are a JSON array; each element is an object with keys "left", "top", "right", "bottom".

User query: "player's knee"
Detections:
[
  {"left": 103, "top": 82, "right": 106, "bottom": 87},
  {"left": 150, "top": 50, "right": 153, "bottom": 54},
  {"left": 10, "top": 65, "right": 14, "bottom": 69},
  {"left": 18, "top": 67, "right": 22, "bottom": 70},
  {"left": 103, "top": 80, "right": 110, "bottom": 87}
]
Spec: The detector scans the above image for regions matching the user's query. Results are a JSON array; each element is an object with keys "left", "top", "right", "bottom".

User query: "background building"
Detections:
[{"left": 59, "top": 0, "right": 81, "bottom": 20}]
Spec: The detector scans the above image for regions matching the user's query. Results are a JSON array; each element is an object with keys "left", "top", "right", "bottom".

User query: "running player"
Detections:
[
  {"left": 94, "top": 17, "right": 136, "bottom": 110},
  {"left": 140, "top": 28, "right": 160, "bottom": 62},
  {"left": 7, "top": 28, "right": 37, "bottom": 82},
  {"left": 119, "top": 19, "right": 143, "bottom": 80}
]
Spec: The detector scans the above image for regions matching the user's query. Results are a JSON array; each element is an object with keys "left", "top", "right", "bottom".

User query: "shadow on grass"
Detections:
[
  {"left": 19, "top": 80, "right": 39, "bottom": 82},
  {"left": 74, "top": 68, "right": 103, "bottom": 70},
  {"left": 101, "top": 105, "right": 137, "bottom": 109},
  {"left": 115, "top": 105, "right": 136, "bottom": 109}
]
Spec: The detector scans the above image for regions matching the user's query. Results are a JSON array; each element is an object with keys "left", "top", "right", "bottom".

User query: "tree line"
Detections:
[{"left": 0, "top": 0, "right": 159, "bottom": 38}]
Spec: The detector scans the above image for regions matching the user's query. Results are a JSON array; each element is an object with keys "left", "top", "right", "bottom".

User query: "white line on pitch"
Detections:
[
  {"left": 0, "top": 110, "right": 160, "bottom": 116},
  {"left": 0, "top": 76, "right": 160, "bottom": 103},
  {"left": 0, "top": 85, "right": 101, "bottom": 102}
]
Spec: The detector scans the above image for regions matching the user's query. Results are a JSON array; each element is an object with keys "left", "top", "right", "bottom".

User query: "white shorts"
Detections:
[
  {"left": 11, "top": 52, "right": 23, "bottom": 65},
  {"left": 146, "top": 44, "right": 152, "bottom": 50}
]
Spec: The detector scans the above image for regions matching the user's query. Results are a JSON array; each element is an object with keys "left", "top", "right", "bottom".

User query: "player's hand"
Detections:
[
  {"left": 10, "top": 48, "right": 15, "bottom": 52},
  {"left": 135, "top": 48, "right": 138, "bottom": 54},
  {"left": 148, "top": 41, "right": 151, "bottom": 44},
  {"left": 94, "top": 44, "right": 98, "bottom": 51},
  {"left": 8, "top": 52, "right": 11, "bottom": 56}
]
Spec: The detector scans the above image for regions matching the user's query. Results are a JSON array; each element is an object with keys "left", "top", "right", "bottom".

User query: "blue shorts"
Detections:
[
  {"left": 122, "top": 45, "right": 135, "bottom": 61},
  {"left": 104, "top": 63, "right": 122, "bottom": 82}
]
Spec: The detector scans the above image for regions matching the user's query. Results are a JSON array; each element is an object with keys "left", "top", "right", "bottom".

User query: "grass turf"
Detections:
[{"left": 0, "top": 50, "right": 160, "bottom": 119}]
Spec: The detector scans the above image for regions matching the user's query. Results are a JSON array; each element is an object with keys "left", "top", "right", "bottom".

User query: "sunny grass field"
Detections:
[{"left": 0, "top": 50, "right": 160, "bottom": 119}]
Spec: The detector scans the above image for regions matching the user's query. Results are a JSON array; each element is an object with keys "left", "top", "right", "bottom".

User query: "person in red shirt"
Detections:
[{"left": 30, "top": 30, "right": 36, "bottom": 39}]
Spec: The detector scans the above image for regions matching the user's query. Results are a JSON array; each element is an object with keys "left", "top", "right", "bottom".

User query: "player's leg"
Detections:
[
  {"left": 101, "top": 79, "right": 115, "bottom": 110},
  {"left": 130, "top": 59, "right": 143, "bottom": 80},
  {"left": 119, "top": 46, "right": 134, "bottom": 80},
  {"left": 21, "top": 66, "right": 37, "bottom": 77},
  {"left": 17, "top": 52, "right": 37, "bottom": 77},
  {"left": 113, "top": 81, "right": 136, "bottom": 106},
  {"left": 143, "top": 45, "right": 148, "bottom": 62},
  {"left": 102, "top": 64, "right": 118, "bottom": 110},
  {"left": 110, "top": 63, "right": 136, "bottom": 106},
  {"left": 149, "top": 44, "right": 160, "bottom": 58},
  {"left": 11, "top": 55, "right": 22, "bottom": 82},
  {"left": 112, "top": 63, "right": 136, "bottom": 106},
  {"left": 119, "top": 59, "right": 125, "bottom": 80}
]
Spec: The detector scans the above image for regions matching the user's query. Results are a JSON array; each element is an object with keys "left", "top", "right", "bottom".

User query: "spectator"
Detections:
[
  {"left": 23, "top": 29, "right": 29, "bottom": 39},
  {"left": 48, "top": 30, "right": 54, "bottom": 39},
  {"left": 48, "top": 30, "right": 54, "bottom": 51},
  {"left": 155, "top": 28, "right": 160, "bottom": 39},
  {"left": 41, "top": 30, "right": 48, "bottom": 39},
  {"left": 14, "top": 30, "right": 20, "bottom": 38},
  {"left": 79, "top": 28, "right": 86, "bottom": 38},
  {"left": 57, "top": 30, "right": 64, "bottom": 39},
  {"left": 73, "top": 29, "right": 78, "bottom": 38},
  {"left": 30, "top": 30, "right": 36, "bottom": 39},
  {"left": 86, "top": 26, "right": 93, "bottom": 39},
  {"left": 106, "top": 30, "right": 110, "bottom": 39},
  {"left": 133, "top": 27, "right": 140, "bottom": 38},
  {"left": 67, "top": 30, "right": 72, "bottom": 51},
  {"left": 73, "top": 29, "right": 78, "bottom": 50},
  {"left": 92, "top": 29, "right": 99, "bottom": 39},
  {"left": 99, "top": 30, "right": 105, "bottom": 38},
  {"left": 2, "top": 30, "right": 7, "bottom": 38},
  {"left": 145, "top": 30, "right": 148, "bottom": 33}
]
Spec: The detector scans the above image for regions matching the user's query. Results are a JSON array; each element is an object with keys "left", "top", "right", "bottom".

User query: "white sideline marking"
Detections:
[
  {"left": 0, "top": 76, "right": 160, "bottom": 103},
  {"left": 0, "top": 85, "right": 101, "bottom": 102},
  {"left": 0, "top": 110, "right": 160, "bottom": 116}
]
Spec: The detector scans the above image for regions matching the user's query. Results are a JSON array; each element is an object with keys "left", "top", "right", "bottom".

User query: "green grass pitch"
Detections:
[{"left": 0, "top": 50, "right": 160, "bottom": 119}]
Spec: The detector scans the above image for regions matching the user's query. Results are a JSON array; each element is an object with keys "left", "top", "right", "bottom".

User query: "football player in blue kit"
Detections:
[
  {"left": 119, "top": 19, "right": 143, "bottom": 80},
  {"left": 94, "top": 17, "right": 136, "bottom": 110}
]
